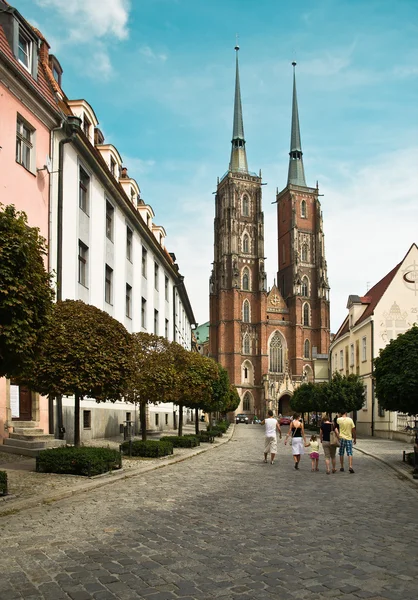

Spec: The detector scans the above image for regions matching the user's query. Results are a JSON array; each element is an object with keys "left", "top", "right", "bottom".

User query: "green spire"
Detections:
[
  {"left": 229, "top": 45, "right": 248, "bottom": 173},
  {"left": 288, "top": 62, "right": 306, "bottom": 187}
]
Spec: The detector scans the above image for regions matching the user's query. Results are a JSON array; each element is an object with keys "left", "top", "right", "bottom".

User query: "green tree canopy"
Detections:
[
  {"left": 290, "top": 382, "right": 319, "bottom": 414},
  {"left": 23, "top": 300, "right": 133, "bottom": 445},
  {"left": 374, "top": 325, "right": 418, "bottom": 415},
  {"left": 0, "top": 204, "right": 54, "bottom": 378},
  {"left": 290, "top": 373, "right": 365, "bottom": 415}
]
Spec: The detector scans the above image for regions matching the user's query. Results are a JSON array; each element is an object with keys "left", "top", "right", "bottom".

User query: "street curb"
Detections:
[
  {"left": 355, "top": 446, "right": 418, "bottom": 488},
  {"left": 0, "top": 425, "right": 235, "bottom": 518}
]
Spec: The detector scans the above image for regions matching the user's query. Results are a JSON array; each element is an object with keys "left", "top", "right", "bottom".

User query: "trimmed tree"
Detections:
[
  {"left": 290, "top": 382, "right": 318, "bottom": 414},
  {"left": 0, "top": 204, "right": 54, "bottom": 378},
  {"left": 374, "top": 325, "right": 418, "bottom": 415},
  {"left": 290, "top": 373, "right": 365, "bottom": 417},
  {"left": 128, "top": 333, "right": 176, "bottom": 441},
  {"left": 22, "top": 300, "right": 134, "bottom": 446}
]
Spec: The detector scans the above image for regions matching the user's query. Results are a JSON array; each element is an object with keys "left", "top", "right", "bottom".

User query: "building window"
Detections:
[
  {"left": 301, "top": 243, "right": 308, "bottom": 262},
  {"left": 83, "top": 115, "right": 91, "bottom": 138},
  {"left": 155, "top": 413, "right": 159, "bottom": 427},
  {"left": 301, "top": 277, "right": 308, "bottom": 297},
  {"left": 106, "top": 201, "right": 114, "bottom": 241},
  {"left": 83, "top": 410, "right": 91, "bottom": 429},
  {"left": 242, "top": 195, "right": 249, "bottom": 217},
  {"left": 154, "top": 309, "right": 159, "bottom": 335},
  {"left": 301, "top": 200, "right": 307, "bottom": 218},
  {"left": 243, "top": 300, "right": 250, "bottom": 323},
  {"left": 165, "top": 276, "right": 169, "bottom": 301},
  {"left": 142, "top": 247, "right": 147, "bottom": 278},
  {"left": 16, "top": 117, "right": 33, "bottom": 171},
  {"left": 303, "top": 303, "right": 310, "bottom": 326},
  {"left": 165, "top": 318, "right": 169, "bottom": 339},
  {"left": 110, "top": 156, "right": 116, "bottom": 176},
  {"left": 350, "top": 343, "right": 354, "bottom": 367},
  {"left": 243, "top": 234, "right": 249, "bottom": 253},
  {"left": 339, "top": 349, "right": 343, "bottom": 369},
  {"left": 244, "top": 367, "right": 248, "bottom": 379},
  {"left": 304, "top": 339, "right": 310, "bottom": 358},
  {"left": 243, "top": 393, "right": 251, "bottom": 411},
  {"left": 126, "top": 284, "right": 132, "bottom": 318},
  {"left": 141, "top": 297, "right": 146, "bottom": 328},
  {"left": 18, "top": 29, "right": 32, "bottom": 71},
  {"left": 362, "top": 336, "right": 367, "bottom": 361},
  {"left": 242, "top": 269, "right": 249, "bottom": 291},
  {"left": 126, "top": 227, "right": 133, "bottom": 261},
  {"left": 105, "top": 265, "right": 113, "bottom": 304},
  {"left": 78, "top": 241, "right": 88, "bottom": 287},
  {"left": 79, "top": 167, "right": 90, "bottom": 214},
  {"left": 269, "top": 332, "right": 283, "bottom": 373},
  {"left": 243, "top": 334, "right": 250, "bottom": 354},
  {"left": 154, "top": 262, "right": 159, "bottom": 290}
]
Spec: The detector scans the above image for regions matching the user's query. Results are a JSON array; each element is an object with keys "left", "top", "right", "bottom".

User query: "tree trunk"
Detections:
[
  {"left": 74, "top": 393, "right": 80, "bottom": 447},
  {"left": 140, "top": 399, "right": 147, "bottom": 441},
  {"left": 178, "top": 403, "right": 183, "bottom": 437},
  {"left": 195, "top": 407, "right": 199, "bottom": 435}
]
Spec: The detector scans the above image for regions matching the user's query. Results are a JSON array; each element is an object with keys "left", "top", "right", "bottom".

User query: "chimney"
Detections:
[{"left": 121, "top": 167, "right": 128, "bottom": 178}]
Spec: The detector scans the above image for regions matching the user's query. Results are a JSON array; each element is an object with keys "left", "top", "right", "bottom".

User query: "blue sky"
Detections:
[{"left": 15, "top": 0, "right": 418, "bottom": 331}]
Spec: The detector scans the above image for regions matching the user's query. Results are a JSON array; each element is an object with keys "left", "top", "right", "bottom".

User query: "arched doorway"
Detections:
[{"left": 278, "top": 394, "right": 292, "bottom": 416}]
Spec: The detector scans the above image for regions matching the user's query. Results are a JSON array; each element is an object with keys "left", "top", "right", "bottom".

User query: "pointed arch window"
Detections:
[
  {"left": 243, "top": 392, "right": 251, "bottom": 412},
  {"left": 243, "top": 333, "right": 250, "bottom": 354},
  {"left": 243, "top": 234, "right": 249, "bottom": 254},
  {"left": 269, "top": 332, "right": 283, "bottom": 373},
  {"left": 304, "top": 339, "right": 310, "bottom": 358},
  {"left": 301, "top": 276, "right": 309, "bottom": 297},
  {"left": 244, "top": 367, "right": 248, "bottom": 379},
  {"left": 303, "top": 303, "right": 310, "bottom": 326},
  {"left": 301, "top": 243, "right": 308, "bottom": 262},
  {"left": 242, "top": 268, "right": 249, "bottom": 291},
  {"left": 301, "top": 200, "right": 307, "bottom": 218},
  {"left": 242, "top": 195, "right": 249, "bottom": 217},
  {"left": 243, "top": 300, "right": 250, "bottom": 323}
]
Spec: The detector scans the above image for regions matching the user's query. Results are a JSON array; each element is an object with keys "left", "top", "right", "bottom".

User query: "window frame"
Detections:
[
  {"left": 242, "top": 269, "right": 249, "bottom": 291},
  {"left": 304, "top": 339, "right": 310, "bottom": 359},
  {"left": 105, "top": 264, "right": 113, "bottom": 305},
  {"left": 301, "top": 199, "right": 307, "bottom": 218},
  {"left": 154, "top": 309, "right": 159, "bottom": 335},
  {"left": 242, "top": 195, "right": 249, "bottom": 217},
  {"left": 362, "top": 336, "right": 367, "bottom": 362},
  {"left": 303, "top": 303, "right": 310, "bottom": 327},
  {"left": 141, "top": 246, "right": 147, "bottom": 278},
  {"left": 78, "top": 241, "right": 88, "bottom": 288},
  {"left": 16, "top": 116, "right": 34, "bottom": 172},
  {"left": 79, "top": 166, "right": 90, "bottom": 214},
  {"left": 17, "top": 28, "right": 32, "bottom": 72},
  {"left": 269, "top": 332, "right": 283, "bottom": 373},
  {"left": 154, "top": 262, "right": 159, "bottom": 291},
  {"left": 141, "top": 297, "right": 147, "bottom": 328},
  {"left": 301, "top": 276, "right": 309, "bottom": 297},
  {"left": 106, "top": 201, "right": 114, "bottom": 242},
  {"left": 243, "top": 300, "right": 250, "bottom": 323},
  {"left": 125, "top": 283, "right": 132, "bottom": 319},
  {"left": 126, "top": 227, "right": 133, "bottom": 262},
  {"left": 243, "top": 234, "right": 249, "bottom": 254}
]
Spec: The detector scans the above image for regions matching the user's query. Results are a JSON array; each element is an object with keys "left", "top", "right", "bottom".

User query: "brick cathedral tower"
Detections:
[
  {"left": 209, "top": 45, "right": 267, "bottom": 414},
  {"left": 210, "top": 56, "right": 330, "bottom": 419}
]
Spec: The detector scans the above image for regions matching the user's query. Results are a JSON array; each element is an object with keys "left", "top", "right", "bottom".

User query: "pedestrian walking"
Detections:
[
  {"left": 284, "top": 412, "right": 306, "bottom": 469},
  {"left": 337, "top": 410, "right": 356, "bottom": 473},
  {"left": 260, "top": 409, "right": 282, "bottom": 464},
  {"left": 320, "top": 412, "right": 339, "bottom": 474},
  {"left": 305, "top": 434, "right": 320, "bottom": 471}
]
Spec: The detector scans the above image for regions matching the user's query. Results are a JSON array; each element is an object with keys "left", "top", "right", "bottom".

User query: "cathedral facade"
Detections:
[{"left": 209, "top": 51, "right": 330, "bottom": 418}]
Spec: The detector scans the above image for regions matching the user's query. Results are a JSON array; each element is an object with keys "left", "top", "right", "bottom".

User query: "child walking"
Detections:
[{"left": 305, "top": 434, "right": 320, "bottom": 471}]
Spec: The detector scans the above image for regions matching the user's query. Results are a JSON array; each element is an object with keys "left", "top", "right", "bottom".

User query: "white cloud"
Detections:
[{"left": 140, "top": 46, "right": 168, "bottom": 63}]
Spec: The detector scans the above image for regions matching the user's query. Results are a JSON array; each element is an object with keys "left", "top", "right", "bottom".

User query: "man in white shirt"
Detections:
[{"left": 261, "top": 409, "right": 282, "bottom": 464}]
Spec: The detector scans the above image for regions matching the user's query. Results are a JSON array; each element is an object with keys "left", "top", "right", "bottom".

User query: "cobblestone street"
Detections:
[{"left": 1, "top": 425, "right": 418, "bottom": 600}]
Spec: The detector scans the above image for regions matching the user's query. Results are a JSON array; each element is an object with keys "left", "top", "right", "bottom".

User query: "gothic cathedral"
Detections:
[{"left": 209, "top": 49, "right": 330, "bottom": 418}]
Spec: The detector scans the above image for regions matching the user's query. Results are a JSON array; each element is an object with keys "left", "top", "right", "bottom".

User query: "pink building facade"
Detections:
[{"left": 0, "top": 1, "right": 60, "bottom": 440}]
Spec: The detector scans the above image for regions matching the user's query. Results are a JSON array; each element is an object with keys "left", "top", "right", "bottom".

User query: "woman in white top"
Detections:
[{"left": 284, "top": 413, "right": 307, "bottom": 470}]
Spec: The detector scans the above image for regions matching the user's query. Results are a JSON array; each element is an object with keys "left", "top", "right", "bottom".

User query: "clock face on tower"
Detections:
[{"left": 270, "top": 294, "right": 281, "bottom": 306}]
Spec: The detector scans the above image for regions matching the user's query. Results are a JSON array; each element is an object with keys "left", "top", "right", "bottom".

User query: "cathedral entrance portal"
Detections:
[{"left": 279, "top": 394, "right": 292, "bottom": 417}]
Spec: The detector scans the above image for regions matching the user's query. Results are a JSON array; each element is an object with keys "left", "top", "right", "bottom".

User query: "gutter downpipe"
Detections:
[
  {"left": 371, "top": 319, "right": 375, "bottom": 437},
  {"left": 55, "top": 116, "right": 82, "bottom": 439}
]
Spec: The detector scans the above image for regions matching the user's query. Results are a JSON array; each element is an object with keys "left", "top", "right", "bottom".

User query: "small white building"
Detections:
[
  {"left": 48, "top": 94, "right": 196, "bottom": 442},
  {"left": 330, "top": 243, "right": 418, "bottom": 441}
]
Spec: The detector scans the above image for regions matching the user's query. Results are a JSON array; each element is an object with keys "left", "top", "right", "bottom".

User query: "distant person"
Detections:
[
  {"left": 305, "top": 434, "right": 320, "bottom": 471},
  {"left": 284, "top": 412, "right": 306, "bottom": 469},
  {"left": 320, "top": 412, "right": 339, "bottom": 474},
  {"left": 337, "top": 410, "right": 356, "bottom": 473},
  {"left": 260, "top": 409, "right": 282, "bottom": 465}
]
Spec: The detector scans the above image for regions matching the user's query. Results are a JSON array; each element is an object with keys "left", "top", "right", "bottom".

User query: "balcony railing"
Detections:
[{"left": 397, "top": 413, "right": 418, "bottom": 435}]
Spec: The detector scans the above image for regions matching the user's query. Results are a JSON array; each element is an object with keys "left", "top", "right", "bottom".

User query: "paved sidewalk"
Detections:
[
  {"left": 0, "top": 425, "right": 234, "bottom": 516},
  {"left": 355, "top": 434, "right": 417, "bottom": 482}
]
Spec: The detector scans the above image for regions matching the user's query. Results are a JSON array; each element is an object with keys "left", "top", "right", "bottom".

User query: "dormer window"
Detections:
[
  {"left": 110, "top": 156, "right": 116, "bottom": 176},
  {"left": 18, "top": 29, "right": 32, "bottom": 72},
  {"left": 83, "top": 116, "right": 91, "bottom": 138}
]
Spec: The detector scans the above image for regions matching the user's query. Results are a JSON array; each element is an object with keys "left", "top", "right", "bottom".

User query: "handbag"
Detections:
[
  {"left": 290, "top": 422, "right": 298, "bottom": 446},
  {"left": 330, "top": 423, "right": 340, "bottom": 447}
]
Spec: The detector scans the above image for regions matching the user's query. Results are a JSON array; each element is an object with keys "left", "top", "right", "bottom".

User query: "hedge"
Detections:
[
  {"left": 206, "top": 428, "right": 223, "bottom": 437},
  {"left": 36, "top": 447, "right": 122, "bottom": 477},
  {"left": 160, "top": 435, "right": 200, "bottom": 448},
  {"left": 197, "top": 431, "right": 215, "bottom": 443},
  {"left": 0, "top": 471, "right": 7, "bottom": 495},
  {"left": 120, "top": 439, "right": 173, "bottom": 458}
]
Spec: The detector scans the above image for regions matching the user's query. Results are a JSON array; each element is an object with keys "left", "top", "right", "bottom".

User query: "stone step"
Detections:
[
  {"left": 12, "top": 428, "right": 45, "bottom": 436},
  {"left": 4, "top": 438, "right": 67, "bottom": 450},
  {"left": 11, "top": 421, "right": 39, "bottom": 428},
  {"left": 9, "top": 432, "right": 56, "bottom": 442}
]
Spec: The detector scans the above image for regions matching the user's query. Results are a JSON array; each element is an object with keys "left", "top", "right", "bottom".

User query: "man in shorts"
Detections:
[
  {"left": 337, "top": 410, "right": 356, "bottom": 473},
  {"left": 260, "top": 409, "right": 282, "bottom": 464}
]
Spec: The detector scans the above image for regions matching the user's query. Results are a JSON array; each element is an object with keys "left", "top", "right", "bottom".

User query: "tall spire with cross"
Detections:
[
  {"left": 287, "top": 62, "right": 306, "bottom": 187},
  {"left": 229, "top": 42, "right": 248, "bottom": 173}
]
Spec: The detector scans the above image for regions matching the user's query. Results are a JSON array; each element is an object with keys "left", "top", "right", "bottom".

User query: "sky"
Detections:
[{"left": 14, "top": 0, "right": 418, "bottom": 332}]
